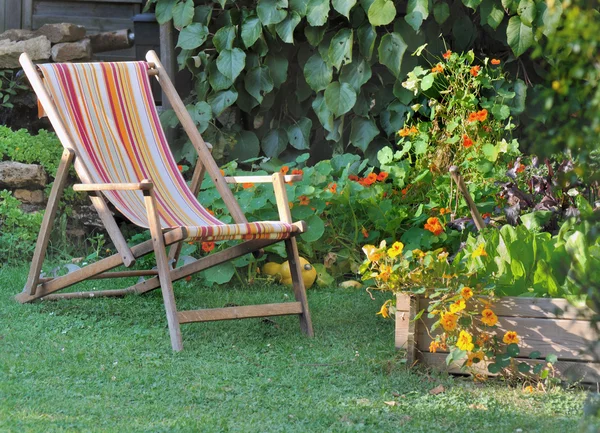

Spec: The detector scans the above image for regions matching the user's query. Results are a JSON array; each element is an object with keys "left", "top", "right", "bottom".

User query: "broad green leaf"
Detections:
[
  {"left": 462, "top": 0, "right": 482, "bottom": 10},
  {"left": 241, "top": 15, "right": 262, "bottom": 48},
  {"left": 529, "top": 351, "right": 541, "bottom": 359},
  {"left": 305, "top": 26, "right": 326, "bottom": 46},
  {"left": 420, "top": 73, "right": 434, "bottom": 91},
  {"left": 509, "top": 79, "right": 527, "bottom": 115},
  {"left": 350, "top": 117, "right": 379, "bottom": 151},
  {"left": 276, "top": 11, "right": 302, "bottom": 43},
  {"left": 290, "top": 0, "right": 308, "bottom": 16},
  {"left": 304, "top": 54, "right": 333, "bottom": 92},
  {"left": 257, "top": 0, "right": 288, "bottom": 25},
  {"left": 487, "top": 363, "right": 501, "bottom": 374},
  {"left": 452, "top": 14, "right": 476, "bottom": 52},
  {"left": 333, "top": 0, "right": 357, "bottom": 19},
  {"left": 208, "top": 60, "right": 233, "bottom": 91},
  {"left": 340, "top": 57, "right": 372, "bottom": 92},
  {"left": 244, "top": 66, "right": 274, "bottom": 103},
  {"left": 265, "top": 54, "right": 289, "bottom": 88},
  {"left": 324, "top": 82, "right": 357, "bottom": 117},
  {"left": 482, "top": 143, "right": 498, "bottom": 162},
  {"left": 235, "top": 81, "right": 259, "bottom": 113},
  {"left": 405, "top": 0, "right": 429, "bottom": 32},
  {"left": 312, "top": 92, "right": 335, "bottom": 132},
  {"left": 231, "top": 130, "right": 260, "bottom": 161},
  {"left": 532, "top": 364, "right": 544, "bottom": 375},
  {"left": 540, "top": 0, "right": 562, "bottom": 37},
  {"left": 325, "top": 117, "right": 343, "bottom": 142},
  {"left": 213, "top": 26, "right": 236, "bottom": 52},
  {"left": 379, "top": 106, "right": 408, "bottom": 135},
  {"left": 301, "top": 215, "right": 325, "bottom": 242},
  {"left": 172, "top": 0, "right": 194, "bottom": 29},
  {"left": 208, "top": 89, "right": 238, "bottom": 117},
  {"left": 357, "top": 23, "right": 377, "bottom": 60},
  {"left": 517, "top": 362, "right": 531, "bottom": 373},
  {"left": 156, "top": 0, "right": 176, "bottom": 24},
  {"left": 329, "top": 28, "right": 353, "bottom": 71},
  {"left": 517, "top": 0, "right": 536, "bottom": 27},
  {"left": 480, "top": 0, "right": 504, "bottom": 29},
  {"left": 216, "top": 48, "right": 246, "bottom": 81},
  {"left": 378, "top": 32, "right": 408, "bottom": 78},
  {"left": 433, "top": 3, "right": 450, "bottom": 24},
  {"left": 507, "top": 343, "right": 520, "bottom": 357},
  {"left": 368, "top": 0, "right": 396, "bottom": 26},
  {"left": 521, "top": 211, "right": 553, "bottom": 231},
  {"left": 204, "top": 262, "right": 235, "bottom": 284},
  {"left": 507, "top": 16, "right": 533, "bottom": 57},
  {"left": 546, "top": 354, "right": 558, "bottom": 364},
  {"left": 190, "top": 101, "right": 212, "bottom": 133},
  {"left": 307, "top": 0, "right": 330, "bottom": 26},
  {"left": 492, "top": 104, "right": 511, "bottom": 120},
  {"left": 261, "top": 128, "right": 289, "bottom": 157},
  {"left": 193, "top": 5, "right": 212, "bottom": 26},
  {"left": 177, "top": 23, "right": 209, "bottom": 49},
  {"left": 287, "top": 117, "right": 313, "bottom": 150}
]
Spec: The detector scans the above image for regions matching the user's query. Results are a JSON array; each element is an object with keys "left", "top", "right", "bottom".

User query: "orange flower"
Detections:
[
  {"left": 477, "top": 109, "right": 488, "bottom": 121},
  {"left": 298, "top": 195, "right": 310, "bottom": 205},
  {"left": 361, "top": 227, "right": 369, "bottom": 239},
  {"left": 220, "top": 169, "right": 225, "bottom": 176},
  {"left": 377, "top": 172, "right": 389, "bottom": 182},
  {"left": 361, "top": 173, "right": 378, "bottom": 186},
  {"left": 398, "top": 127, "right": 411, "bottom": 137},
  {"left": 207, "top": 208, "right": 215, "bottom": 216},
  {"left": 242, "top": 182, "right": 254, "bottom": 189},
  {"left": 462, "top": 134, "right": 474, "bottom": 148},
  {"left": 376, "top": 265, "right": 392, "bottom": 282},
  {"left": 177, "top": 165, "right": 184, "bottom": 172},
  {"left": 503, "top": 331, "right": 520, "bottom": 344},
  {"left": 516, "top": 163, "right": 526, "bottom": 173},
  {"left": 461, "top": 287, "right": 473, "bottom": 300},
  {"left": 430, "top": 340, "right": 441, "bottom": 353},
  {"left": 491, "top": 59, "right": 500, "bottom": 65},
  {"left": 439, "top": 207, "right": 451, "bottom": 215},
  {"left": 482, "top": 212, "right": 491, "bottom": 219},
  {"left": 401, "top": 186, "right": 409, "bottom": 196},
  {"left": 424, "top": 217, "right": 444, "bottom": 236},
  {"left": 468, "top": 112, "right": 479, "bottom": 122},
  {"left": 328, "top": 182, "right": 337, "bottom": 193},
  {"left": 481, "top": 308, "right": 498, "bottom": 326},
  {"left": 288, "top": 201, "right": 294, "bottom": 209},
  {"left": 431, "top": 63, "right": 444, "bottom": 73},
  {"left": 185, "top": 275, "right": 192, "bottom": 282},
  {"left": 362, "top": 244, "right": 381, "bottom": 262},
  {"left": 201, "top": 242, "right": 215, "bottom": 253},
  {"left": 440, "top": 312, "right": 458, "bottom": 331},
  {"left": 348, "top": 174, "right": 359, "bottom": 181},
  {"left": 280, "top": 166, "right": 290, "bottom": 175},
  {"left": 291, "top": 169, "right": 303, "bottom": 176},
  {"left": 442, "top": 50, "right": 452, "bottom": 60},
  {"left": 470, "top": 65, "right": 480, "bottom": 77}
]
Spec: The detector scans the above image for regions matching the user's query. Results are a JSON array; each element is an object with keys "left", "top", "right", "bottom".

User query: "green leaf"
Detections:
[
  {"left": 507, "top": 16, "right": 533, "bottom": 57},
  {"left": 193, "top": 5, "right": 212, "bottom": 26},
  {"left": 305, "top": 26, "right": 326, "bottom": 46},
  {"left": 487, "top": 363, "right": 501, "bottom": 374},
  {"left": 492, "top": 104, "right": 511, "bottom": 120},
  {"left": 367, "top": 0, "right": 396, "bottom": 26},
  {"left": 533, "top": 363, "right": 544, "bottom": 374},
  {"left": 329, "top": 29, "right": 353, "bottom": 71},
  {"left": 350, "top": 117, "right": 379, "bottom": 151},
  {"left": 307, "top": 0, "right": 330, "bottom": 26},
  {"left": 216, "top": 48, "right": 246, "bottom": 81},
  {"left": 290, "top": 0, "right": 308, "bottom": 16},
  {"left": 433, "top": 3, "right": 450, "bottom": 24},
  {"left": 301, "top": 215, "right": 325, "bottom": 242},
  {"left": 257, "top": 0, "right": 288, "bottom": 25},
  {"left": 156, "top": 0, "right": 176, "bottom": 24},
  {"left": 241, "top": 15, "right": 262, "bottom": 48},
  {"left": 172, "top": 0, "right": 194, "bottom": 29},
  {"left": 265, "top": 54, "right": 289, "bottom": 88},
  {"left": 324, "top": 82, "right": 357, "bottom": 117},
  {"left": 189, "top": 101, "right": 212, "bottom": 133},
  {"left": 482, "top": 143, "right": 499, "bottom": 162},
  {"left": 420, "top": 74, "right": 434, "bottom": 91},
  {"left": 480, "top": 0, "right": 505, "bottom": 30},
  {"left": 405, "top": 0, "right": 429, "bottom": 32},
  {"left": 287, "top": 117, "right": 313, "bottom": 150},
  {"left": 244, "top": 66, "right": 274, "bottom": 103},
  {"left": 517, "top": 362, "right": 531, "bottom": 373},
  {"left": 213, "top": 26, "right": 236, "bottom": 52},
  {"left": 304, "top": 54, "right": 333, "bottom": 92},
  {"left": 177, "top": 23, "right": 209, "bottom": 49},
  {"left": 546, "top": 354, "right": 558, "bottom": 364},
  {"left": 529, "top": 351, "right": 541, "bottom": 359},
  {"left": 333, "top": 0, "right": 357, "bottom": 19},
  {"left": 261, "top": 128, "right": 289, "bottom": 157},
  {"left": 452, "top": 14, "right": 476, "bottom": 52},
  {"left": 517, "top": 0, "right": 536, "bottom": 27},
  {"left": 204, "top": 262, "right": 235, "bottom": 284},
  {"left": 507, "top": 343, "right": 520, "bottom": 357},
  {"left": 312, "top": 93, "right": 335, "bottom": 132},
  {"left": 208, "top": 89, "right": 238, "bottom": 117},
  {"left": 462, "top": 0, "right": 483, "bottom": 10},
  {"left": 231, "top": 130, "right": 260, "bottom": 161},
  {"left": 339, "top": 57, "right": 372, "bottom": 92},
  {"left": 208, "top": 60, "right": 233, "bottom": 91},
  {"left": 357, "top": 23, "right": 377, "bottom": 60},
  {"left": 276, "top": 11, "right": 302, "bottom": 43},
  {"left": 378, "top": 32, "right": 408, "bottom": 78}
]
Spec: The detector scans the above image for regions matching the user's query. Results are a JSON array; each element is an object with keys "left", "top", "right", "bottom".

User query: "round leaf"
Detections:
[
  {"left": 257, "top": 0, "right": 288, "bottom": 25},
  {"left": 368, "top": 0, "right": 396, "bottom": 26},
  {"left": 276, "top": 11, "right": 302, "bottom": 43},
  {"left": 517, "top": 362, "right": 531, "bottom": 373},
  {"left": 340, "top": 56, "right": 372, "bottom": 92},
  {"left": 329, "top": 28, "right": 353, "bottom": 71},
  {"left": 378, "top": 32, "right": 408, "bottom": 78},
  {"left": 307, "top": 0, "right": 330, "bottom": 26},
  {"left": 301, "top": 215, "right": 325, "bottom": 242},
  {"left": 231, "top": 130, "right": 260, "bottom": 161},
  {"left": 216, "top": 48, "right": 246, "bottom": 81},
  {"left": 304, "top": 54, "right": 333, "bottom": 92},
  {"left": 357, "top": 23, "right": 377, "bottom": 60},
  {"left": 487, "top": 363, "right": 501, "bottom": 374},
  {"left": 312, "top": 92, "right": 335, "bottom": 132},
  {"left": 545, "top": 354, "right": 558, "bottom": 364},
  {"left": 507, "top": 15, "right": 533, "bottom": 57},
  {"left": 287, "top": 117, "right": 313, "bottom": 150},
  {"left": 177, "top": 23, "right": 209, "bottom": 50},
  {"left": 155, "top": 0, "right": 176, "bottom": 25},
  {"left": 517, "top": 0, "right": 536, "bottom": 26},
  {"left": 172, "top": 0, "right": 194, "bottom": 30},
  {"left": 324, "top": 82, "right": 357, "bottom": 117},
  {"left": 244, "top": 66, "right": 274, "bottom": 103},
  {"left": 305, "top": 25, "right": 326, "bottom": 47},
  {"left": 405, "top": 0, "right": 429, "bottom": 32},
  {"left": 208, "top": 89, "right": 238, "bottom": 117},
  {"left": 350, "top": 116, "right": 379, "bottom": 151},
  {"left": 529, "top": 350, "right": 541, "bottom": 359},
  {"left": 507, "top": 343, "right": 520, "bottom": 357},
  {"left": 241, "top": 15, "right": 262, "bottom": 48},
  {"left": 261, "top": 128, "right": 289, "bottom": 157},
  {"left": 462, "top": 0, "right": 483, "bottom": 10},
  {"left": 208, "top": 61, "right": 234, "bottom": 91},
  {"left": 213, "top": 26, "right": 236, "bottom": 52},
  {"left": 204, "top": 262, "right": 235, "bottom": 284},
  {"left": 433, "top": 2, "right": 450, "bottom": 24},
  {"left": 265, "top": 54, "right": 289, "bottom": 88}
]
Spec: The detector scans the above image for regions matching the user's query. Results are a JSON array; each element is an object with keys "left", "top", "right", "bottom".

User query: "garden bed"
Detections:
[{"left": 395, "top": 293, "right": 600, "bottom": 384}]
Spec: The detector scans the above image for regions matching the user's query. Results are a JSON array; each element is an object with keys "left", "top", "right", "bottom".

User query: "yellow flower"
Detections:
[
  {"left": 456, "top": 330, "right": 474, "bottom": 352},
  {"left": 437, "top": 251, "right": 449, "bottom": 262},
  {"left": 387, "top": 241, "right": 404, "bottom": 258},
  {"left": 429, "top": 341, "right": 441, "bottom": 353},
  {"left": 461, "top": 287, "right": 473, "bottom": 300},
  {"left": 503, "top": 331, "right": 520, "bottom": 344},
  {"left": 412, "top": 249, "right": 425, "bottom": 258},
  {"left": 376, "top": 265, "right": 392, "bottom": 282},
  {"left": 524, "top": 385, "right": 535, "bottom": 393},
  {"left": 450, "top": 299, "right": 466, "bottom": 314},
  {"left": 481, "top": 308, "right": 498, "bottom": 326},
  {"left": 376, "top": 300, "right": 393, "bottom": 319},
  {"left": 440, "top": 312, "right": 458, "bottom": 331},
  {"left": 466, "top": 351, "right": 485, "bottom": 366},
  {"left": 362, "top": 244, "right": 381, "bottom": 262},
  {"left": 472, "top": 243, "right": 488, "bottom": 259}
]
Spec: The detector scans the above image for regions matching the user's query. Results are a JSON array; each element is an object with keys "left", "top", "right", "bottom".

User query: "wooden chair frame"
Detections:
[{"left": 16, "top": 51, "right": 313, "bottom": 351}]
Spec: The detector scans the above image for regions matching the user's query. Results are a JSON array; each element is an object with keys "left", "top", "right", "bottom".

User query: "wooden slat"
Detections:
[
  {"left": 41, "top": 288, "right": 135, "bottom": 300},
  {"left": 32, "top": 16, "right": 133, "bottom": 32},
  {"left": 5, "top": 0, "right": 22, "bottom": 31},
  {"left": 420, "top": 352, "right": 600, "bottom": 384},
  {"left": 22, "top": 0, "right": 33, "bottom": 29},
  {"left": 177, "top": 302, "right": 303, "bottom": 324},
  {"left": 224, "top": 175, "right": 303, "bottom": 184},
  {"left": 395, "top": 293, "right": 417, "bottom": 364}
]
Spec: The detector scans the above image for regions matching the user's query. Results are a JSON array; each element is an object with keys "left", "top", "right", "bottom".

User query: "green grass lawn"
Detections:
[{"left": 0, "top": 264, "right": 598, "bottom": 432}]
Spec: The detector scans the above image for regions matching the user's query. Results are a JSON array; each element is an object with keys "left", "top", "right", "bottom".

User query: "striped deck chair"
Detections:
[{"left": 17, "top": 51, "right": 313, "bottom": 351}]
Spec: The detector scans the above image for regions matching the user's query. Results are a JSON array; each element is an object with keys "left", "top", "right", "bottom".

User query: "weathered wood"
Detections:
[
  {"left": 41, "top": 288, "right": 135, "bottom": 300},
  {"left": 225, "top": 175, "right": 303, "bottom": 184},
  {"left": 449, "top": 166, "right": 486, "bottom": 230},
  {"left": 23, "top": 149, "right": 74, "bottom": 297},
  {"left": 22, "top": 0, "right": 32, "bottom": 29},
  {"left": 32, "top": 16, "right": 133, "bottom": 33},
  {"left": 272, "top": 172, "right": 293, "bottom": 223},
  {"left": 395, "top": 293, "right": 417, "bottom": 365},
  {"left": 5, "top": 0, "right": 21, "bottom": 32},
  {"left": 89, "top": 29, "right": 133, "bottom": 53},
  {"left": 177, "top": 302, "right": 303, "bottom": 323},
  {"left": 143, "top": 185, "right": 182, "bottom": 351},
  {"left": 284, "top": 238, "right": 314, "bottom": 337}
]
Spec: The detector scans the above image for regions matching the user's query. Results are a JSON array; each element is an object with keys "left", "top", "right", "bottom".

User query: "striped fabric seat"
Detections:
[{"left": 38, "top": 61, "right": 294, "bottom": 242}]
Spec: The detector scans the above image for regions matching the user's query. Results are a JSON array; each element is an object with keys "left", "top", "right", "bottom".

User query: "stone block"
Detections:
[
  {"left": 0, "top": 162, "right": 47, "bottom": 189},
  {"left": 51, "top": 39, "right": 91, "bottom": 62},
  {"left": 36, "top": 23, "right": 86, "bottom": 44},
  {"left": 14, "top": 189, "right": 45, "bottom": 204},
  {"left": 0, "top": 29, "right": 37, "bottom": 42},
  {"left": 0, "top": 36, "right": 51, "bottom": 68}
]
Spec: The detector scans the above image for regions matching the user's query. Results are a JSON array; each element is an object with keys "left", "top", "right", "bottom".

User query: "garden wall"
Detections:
[{"left": 396, "top": 294, "right": 600, "bottom": 384}]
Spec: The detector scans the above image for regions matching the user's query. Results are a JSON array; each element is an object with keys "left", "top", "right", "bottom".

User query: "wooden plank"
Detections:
[
  {"left": 0, "top": 0, "right": 6, "bottom": 34},
  {"left": 32, "top": 16, "right": 133, "bottom": 32},
  {"left": 41, "top": 288, "right": 135, "bottom": 300},
  {"left": 420, "top": 352, "right": 600, "bottom": 384},
  {"left": 225, "top": 175, "right": 303, "bottom": 184},
  {"left": 22, "top": 0, "right": 33, "bottom": 29},
  {"left": 5, "top": 0, "right": 21, "bottom": 31},
  {"left": 33, "top": 1, "right": 137, "bottom": 18},
  {"left": 417, "top": 296, "right": 596, "bottom": 320},
  {"left": 416, "top": 315, "right": 600, "bottom": 361},
  {"left": 284, "top": 238, "right": 314, "bottom": 337},
  {"left": 395, "top": 293, "right": 417, "bottom": 364},
  {"left": 272, "top": 172, "right": 292, "bottom": 223},
  {"left": 177, "top": 302, "right": 303, "bottom": 323}
]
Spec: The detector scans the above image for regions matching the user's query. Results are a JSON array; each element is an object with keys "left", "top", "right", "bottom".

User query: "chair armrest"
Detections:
[
  {"left": 224, "top": 174, "right": 303, "bottom": 184},
  {"left": 73, "top": 181, "right": 153, "bottom": 192}
]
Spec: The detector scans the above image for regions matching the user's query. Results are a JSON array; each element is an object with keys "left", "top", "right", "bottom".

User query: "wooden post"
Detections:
[
  {"left": 449, "top": 166, "right": 486, "bottom": 231},
  {"left": 395, "top": 293, "right": 418, "bottom": 365}
]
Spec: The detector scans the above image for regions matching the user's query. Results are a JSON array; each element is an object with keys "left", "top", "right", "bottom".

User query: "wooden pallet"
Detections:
[{"left": 395, "top": 293, "right": 600, "bottom": 384}]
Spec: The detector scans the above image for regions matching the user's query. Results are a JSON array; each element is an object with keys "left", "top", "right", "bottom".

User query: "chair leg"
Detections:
[{"left": 284, "top": 238, "right": 314, "bottom": 337}]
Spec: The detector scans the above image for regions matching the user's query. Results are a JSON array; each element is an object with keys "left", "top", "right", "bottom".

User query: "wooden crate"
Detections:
[{"left": 395, "top": 293, "right": 600, "bottom": 384}]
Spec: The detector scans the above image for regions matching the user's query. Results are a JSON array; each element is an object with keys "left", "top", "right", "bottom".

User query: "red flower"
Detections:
[
  {"left": 362, "top": 172, "right": 378, "bottom": 186},
  {"left": 361, "top": 227, "right": 369, "bottom": 238},
  {"left": 424, "top": 217, "right": 444, "bottom": 236},
  {"left": 280, "top": 166, "right": 289, "bottom": 175},
  {"left": 516, "top": 163, "right": 526, "bottom": 173},
  {"left": 442, "top": 50, "right": 452, "bottom": 60},
  {"left": 462, "top": 134, "right": 474, "bottom": 148},
  {"left": 202, "top": 242, "right": 215, "bottom": 253},
  {"left": 299, "top": 195, "right": 310, "bottom": 205},
  {"left": 328, "top": 182, "right": 337, "bottom": 193},
  {"left": 377, "top": 172, "right": 389, "bottom": 182},
  {"left": 291, "top": 169, "right": 303, "bottom": 176},
  {"left": 242, "top": 182, "right": 254, "bottom": 189},
  {"left": 470, "top": 65, "right": 481, "bottom": 77},
  {"left": 177, "top": 165, "right": 184, "bottom": 172},
  {"left": 491, "top": 59, "right": 500, "bottom": 65},
  {"left": 348, "top": 174, "right": 359, "bottom": 181}
]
